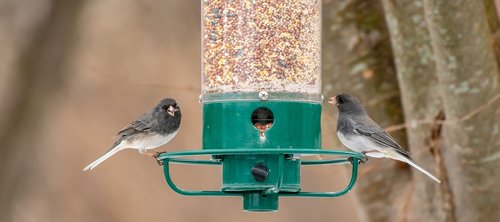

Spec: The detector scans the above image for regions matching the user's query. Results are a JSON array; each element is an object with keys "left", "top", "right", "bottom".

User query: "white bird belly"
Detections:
[
  {"left": 337, "top": 131, "right": 386, "bottom": 158},
  {"left": 121, "top": 130, "right": 178, "bottom": 150}
]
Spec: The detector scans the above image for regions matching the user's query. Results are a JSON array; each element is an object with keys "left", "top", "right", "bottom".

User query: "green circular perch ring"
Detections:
[{"left": 158, "top": 149, "right": 362, "bottom": 212}]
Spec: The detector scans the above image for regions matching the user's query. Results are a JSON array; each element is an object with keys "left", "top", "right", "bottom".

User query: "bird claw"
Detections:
[
  {"left": 359, "top": 156, "right": 369, "bottom": 164},
  {"left": 359, "top": 152, "right": 369, "bottom": 163},
  {"left": 347, "top": 156, "right": 369, "bottom": 164},
  {"left": 152, "top": 151, "right": 166, "bottom": 166},
  {"left": 347, "top": 157, "right": 355, "bottom": 164}
]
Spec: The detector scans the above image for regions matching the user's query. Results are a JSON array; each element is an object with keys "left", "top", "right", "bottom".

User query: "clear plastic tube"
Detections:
[{"left": 201, "top": 0, "right": 321, "bottom": 102}]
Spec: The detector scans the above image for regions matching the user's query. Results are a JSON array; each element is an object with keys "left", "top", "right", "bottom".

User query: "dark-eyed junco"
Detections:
[
  {"left": 83, "top": 98, "right": 181, "bottom": 171},
  {"left": 329, "top": 94, "right": 440, "bottom": 183}
]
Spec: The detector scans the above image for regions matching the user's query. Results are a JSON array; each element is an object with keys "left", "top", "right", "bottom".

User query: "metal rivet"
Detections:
[
  {"left": 198, "top": 94, "right": 202, "bottom": 103},
  {"left": 258, "top": 91, "right": 269, "bottom": 101}
]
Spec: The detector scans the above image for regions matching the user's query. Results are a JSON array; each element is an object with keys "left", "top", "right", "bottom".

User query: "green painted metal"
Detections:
[
  {"left": 158, "top": 148, "right": 362, "bottom": 157},
  {"left": 202, "top": 101, "right": 322, "bottom": 210},
  {"left": 221, "top": 154, "right": 299, "bottom": 192},
  {"left": 202, "top": 101, "right": 322, "bottom": 149},
  {"left": 159, "top": 148, "right": 361, "bottom": 206},
  {"left": 160, "top": 99, "right": 362, "bottom": 211},
  {"left": 243, "top": 193, "right": 279, "bottom": 212}
]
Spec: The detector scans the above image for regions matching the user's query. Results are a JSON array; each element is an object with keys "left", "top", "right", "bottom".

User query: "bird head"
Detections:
[
  {"left": 328, "top": 94, "right": 366, "bottom": 114},
  {"left": 158, "top": 98, "right": 181, "bottom": 117}
]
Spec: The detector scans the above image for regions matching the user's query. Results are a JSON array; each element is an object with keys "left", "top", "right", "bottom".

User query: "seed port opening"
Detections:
[{"left": 251, "top": 107, "right": 274, "bottom": 131}]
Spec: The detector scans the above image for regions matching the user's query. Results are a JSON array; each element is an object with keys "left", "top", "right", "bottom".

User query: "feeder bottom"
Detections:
[
  {"left": 243, "top": 192, "right": 279, "bottom": 212},
  {"left": 221, "top": 154, "right": 301, "bottom": 192}
]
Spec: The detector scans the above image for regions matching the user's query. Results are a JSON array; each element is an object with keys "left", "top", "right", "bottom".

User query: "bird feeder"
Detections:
[{"left": 158, "top": 0, "right": 361, "bottom": 212}]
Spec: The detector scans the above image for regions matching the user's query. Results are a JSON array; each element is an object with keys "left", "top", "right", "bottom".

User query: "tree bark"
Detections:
[
  {"left": 381, "top": 0, "right": 449, "bottom": 221},
  {"left": 484, "top": 0, "right": 500, "bottom": 69},
  {"left": 423, "top": 1, "right": 500, "bottom": 221},
  {"left": 322, "top": 1, "right": 408, "bottom": 221}
]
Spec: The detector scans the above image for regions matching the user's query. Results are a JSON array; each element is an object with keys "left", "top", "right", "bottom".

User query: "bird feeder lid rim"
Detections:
[{"left": 200, "top": 92, "right": 323, "bottom": 104}]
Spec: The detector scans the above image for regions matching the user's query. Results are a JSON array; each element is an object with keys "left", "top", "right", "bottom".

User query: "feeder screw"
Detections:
[
  {"left": 251, "top": 163, "right": 269, "bottom": 182},
  {"left": 258, "top": 91, "right": 269, "bottom": 101}
]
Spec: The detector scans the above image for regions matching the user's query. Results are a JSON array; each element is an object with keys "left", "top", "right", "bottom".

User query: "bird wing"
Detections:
[
  {"left": 117, "top": 112, "right": 153, "bottom": 137},
  {"left": 104, "top": 112, "right": 153, "bottom": 151},
  {"left": 349, "top": 116, "right": 412, "bottom": 159}
]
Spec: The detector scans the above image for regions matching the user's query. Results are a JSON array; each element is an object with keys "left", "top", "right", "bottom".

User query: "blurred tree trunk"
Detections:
[
  {"left": 322, "top": 1, "right": 409, "bottom": 221},
  {"left": 423, "top": 1, "right": 500, "bottom": 221},
  {"left": 325, "top": 1, "right": 500, "bottom": 222},
  {"left": 382, "top": 1, "right": 448, "bottom": 221},
  {"left": 484, "top": 0, "right": 500, "bottom": 70},
  {"left": 0, "top": 1, "right": 83, "bottom": 221}
]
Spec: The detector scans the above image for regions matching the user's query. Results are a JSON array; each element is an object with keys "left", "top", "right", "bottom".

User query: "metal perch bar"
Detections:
[{"left": 160, "top": 149, "right": 362, "bottom": 198}]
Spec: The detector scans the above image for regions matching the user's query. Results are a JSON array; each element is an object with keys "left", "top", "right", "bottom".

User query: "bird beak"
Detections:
[
  {"left": 328, "top": 96, "right": 337, "bottom": 105},
  {"left": 167, "top": 106, "right": 176, "bottom": 116}
]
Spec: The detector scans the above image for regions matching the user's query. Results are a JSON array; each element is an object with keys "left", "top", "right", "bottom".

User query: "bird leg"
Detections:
[
  {"left": 138, "top": 148, "right": 166, "bottom": 166},
  {"left": 143, "top": 150, "right": 166, "bottom": 166}
]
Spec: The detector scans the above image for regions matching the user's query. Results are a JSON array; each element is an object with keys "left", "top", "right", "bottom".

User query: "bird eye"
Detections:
[
  {"left": 337, "top": 97, "right": 344, "bottom": 104},
  {"left": 161, "top": 105, "right": 169, "bottom": 111}
]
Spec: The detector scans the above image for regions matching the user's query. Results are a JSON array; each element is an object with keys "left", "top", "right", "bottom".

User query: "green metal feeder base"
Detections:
[
  {"left": 159, "top": 97, "right": 362, "bottom": 212},
  {"left": 202, "top": 100, "right": 322, "bottom": 194},
  {"left": 243, "top": 192, "right": 279, "bottom": 212},
  {"left": 158, "top": 149, "right": 363, "bottom": 212}
]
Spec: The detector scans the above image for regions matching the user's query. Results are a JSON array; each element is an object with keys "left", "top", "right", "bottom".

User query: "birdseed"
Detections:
[{"left": 202, "top": 0, "right": 321, "bottom": 95}]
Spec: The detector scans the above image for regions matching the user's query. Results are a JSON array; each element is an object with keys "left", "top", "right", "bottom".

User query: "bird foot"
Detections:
[
  {"left": 153, "top": 151, "right": 167, "bottom": 166},
  {"left": 144, "top": 151, "right": 166, "bottom": 166},
  {"left": 359, "top": 156, "right": 369, "bottom": 164},
  {"left": 348, "top": 157, "right": 354, "bottom": 164},
  {"left": 347, "top": 156, "right": 369, "bottom": 164},
  {"left": 359, "top": 152, "right": 369, "bottom": 163}
]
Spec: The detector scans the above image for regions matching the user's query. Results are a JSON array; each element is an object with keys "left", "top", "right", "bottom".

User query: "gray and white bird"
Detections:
[
  {"left": 83, "top": 98, "right": 181, "bottom": 171},
  {"left": 329, "top": 94, "right": 440, "bottom": 183}
]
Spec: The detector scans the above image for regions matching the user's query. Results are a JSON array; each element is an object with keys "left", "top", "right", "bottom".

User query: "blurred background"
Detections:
[{"left": 0, "top": 0, "right": 499, "bottom": 222}]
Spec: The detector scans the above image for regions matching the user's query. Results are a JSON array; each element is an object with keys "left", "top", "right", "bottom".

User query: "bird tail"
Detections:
[
  {"left": 83, "top": 143, "right": 123, "bottom": 171},
  {"left": 388, "top": 152, "right": 441, "bottom": 183},
  {"left": 404, "top": 158, "right": 441, "bottom": 183}
]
